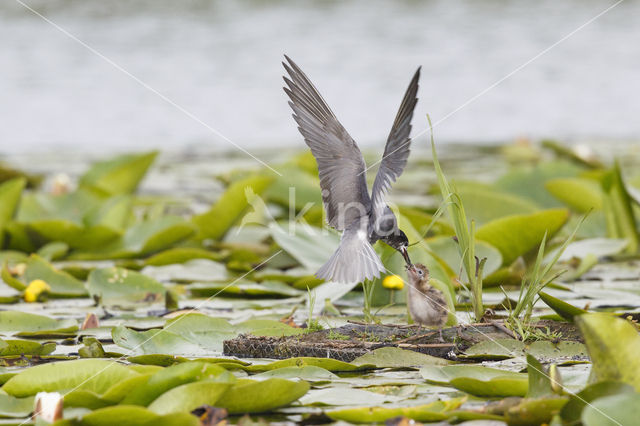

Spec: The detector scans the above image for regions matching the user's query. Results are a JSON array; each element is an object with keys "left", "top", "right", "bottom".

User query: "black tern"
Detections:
[{"left": 282, "top": 56, "right": 420, "bottom": 283}]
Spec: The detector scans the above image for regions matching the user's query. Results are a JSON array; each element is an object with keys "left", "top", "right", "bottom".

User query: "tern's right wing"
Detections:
[
  {"left": 283, "top": 56, "right": 371, "bottom": 231},
  {"left": 316, "top": 224, "right": 385, "bottom": 283}
]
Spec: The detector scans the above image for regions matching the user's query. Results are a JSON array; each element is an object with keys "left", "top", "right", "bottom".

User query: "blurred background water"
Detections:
[{"left": 0, "top": 0, "right": 638, "bottom": 154}]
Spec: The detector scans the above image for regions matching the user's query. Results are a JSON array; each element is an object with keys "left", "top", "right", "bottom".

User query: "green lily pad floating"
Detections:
[
  {"left": 420, "top": 365, "right": 529, "bottom": 397},
  {"left": 87, "top": 267, "right": 165, "bottom": 306},
  {"left": 188, "top": 280, "right": 301, "bottom": 298},
  {"left": 582, "top": 392, "right": 640, "bottom": 426},
  {"left": 234, "top": 319, "right": 304, "bottom": 337},
  {"left": 251, "top": 366, "right": 338, "bottom": 381},
  {"left": 0, "top": 178, "right": 26, "bottom": 246},
  {"left": 29, "top": 219, "right": 122, "bottom": 251},
  {"left": 112, "top": 326, "right": 207, "bottom": 357},
  {"left": 20, "top": 254, "right": 86, "bottom": 297},
  {"left": 123, "top": 362, "right": 232, "bottom": 407},
  {"left": 0, "top": 393, "right": 33, "bottom": 418},
  {"left": 461, "top": 338, "right": 587, "bottom": 361},
  {"left": 327, "top": 398, "right": 465, "bottom": 423},
  {"left": 36, "top": 241, "right": 70, "bottom": 261},
  {"left": 246, "top": 357, "right": 374, "bottom": 373},
  {"left": 53, "top": 405, "right": 199, "bottom": 426},
  {"left": 456, "top": 182, "right": 539, "bottom": 224},
  {"left": 141, "top": 259, "right": 227, "bottom": 282},
  {"left": 214, "top": 378, "right": 310, "bottom": 414},
  {"left": 504, "top": 396, "right": 568, "bottom": 425},
  {"left": 476, "top": 208, "right": 570, "bottom": 265},
  {"left": 546, "top": 177, "right": 603, "bottom": 212},
  {"left": 2, "top": 359, "right": 138, "bottom": 398},
  {"left": 560, "top": 381, "right": 635, "bottom": 425},
  {"left": 148, "top": 380, "right": 234, "bottom": 415},
  {"left": 577, "top": 313, "right": 640, "bottom": 391},
  {"left": 351, "top": 347, "right": 450, "bottom": 368},
  {"left": 0, "top": 311, "right": 77, "bottom": 336},
  {"left": 269, "top": 223, "right": 339, "bottom": 271},
  {"left": 0, "top": 340, "right": 55, "bottom": 356},
  {"left": 549, "top": 238, "right": 629, "bottom": 262},
  {"left": 79, "top": 151, "right": 158, "bottom": 195},
  {"left": 144, "top": 247, "right": 225, "bottom": 266},
  {"left": 193, "top": 174, "right": 273, "bottom": 241}
]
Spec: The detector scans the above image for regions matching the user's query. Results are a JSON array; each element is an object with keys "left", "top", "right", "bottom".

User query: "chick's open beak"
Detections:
[{"left": 400, "top": 246, "right": 412, "bottom": 266}]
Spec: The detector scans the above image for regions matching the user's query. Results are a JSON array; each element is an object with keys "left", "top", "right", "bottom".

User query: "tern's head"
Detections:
[{"left": 386, "top": 230, "right": 411, "bottom": 265}]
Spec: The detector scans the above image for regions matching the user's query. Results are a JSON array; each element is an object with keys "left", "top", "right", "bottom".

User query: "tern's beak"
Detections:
[{"left": 400, "top": 246, "right": 412, "bottom": 266}]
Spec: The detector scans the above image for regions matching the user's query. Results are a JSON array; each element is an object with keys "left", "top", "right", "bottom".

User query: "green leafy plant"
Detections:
[
  {"left": 306, "top": 287, "right": 323, "bottom": 332},
  {"left": 429, "top": 116, "right": 486, "bottom": 322},
  {"left": 510, "top": 214, "right": 586, "bottom": 322}
]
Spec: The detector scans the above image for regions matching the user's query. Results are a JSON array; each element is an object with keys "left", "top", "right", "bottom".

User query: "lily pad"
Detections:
[
  {"left": 576, "top": 313, "right": 640, "bottom": 391},
  {"left": 539, "top": 291, "right": 587, "bottom": 322},
  {"left": 327, "top": 398, "right": 465, "bottom": 423},
  {"left": 0, "top": 339, "right": 56, "bottom": 356},
  {"left": 0, "top": 178, "right": 26, "bottom": 247},
  {"left": 420, "top": 365, "right": 528, "bottom": 397},
  {"left": 269, "top": 223, "right": 339, "bottom": 271},
  {"left": 0, "top": 393, "right": 33, "bottom": 418},
  {"left": 425, "top": 236, "right": 502, "bottom": 278},
  {"left": 246, "top": 357, "right": 373, "bottom": 373},
  {"left": 560, "top": 381, "right": 635, "bottom": 425},
  {"left": 582, "top": 392, "right": 640, "bottom": 426},
  {"left": 188, "top": 280, "right": 300, "bottom": 298},
  {"left": 54, "top": 404, "right": 199, "bottom": 426},
  {"left": 79, "top": 151, "right": 158, "bottom": 195},
  {"left": 20, "top": 254, "right": 86, "bottom": 297},
  {"left": 213, "top": 378, "right": 310, "bottom": 414},
  {"left": 147, "top": 380, "right": 234, "bottom": 415},
  {"left": 0, "top": 311, "right": 77, "bottom": 336},
  {"left": 2, "top": 359, "right": 138, "bottom": 397},
  {"left": 545, "top": 177, "right": 603, "bottom": 212},
  {"left": 193, "top": 174, "right": 273, "bottom": 240},
  {"left": 144, "top": 247, "right": 224, "bottom": 266},
  {"left": 476, "top": 208, "right": 570, "bottom": 265},
  {"left": 87, "top": 267, "right": 165, "bottom": 306},
  {"left": 351, "top": 347, "right": 450, "bottom": 368},
  {"left": 251, "top": 366, "right": 338, "bottom": 381}
]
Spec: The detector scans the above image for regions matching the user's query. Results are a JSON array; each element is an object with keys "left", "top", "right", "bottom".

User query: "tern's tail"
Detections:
[{"left": 316, "top": 227, "right": 385, "bottom": 283}]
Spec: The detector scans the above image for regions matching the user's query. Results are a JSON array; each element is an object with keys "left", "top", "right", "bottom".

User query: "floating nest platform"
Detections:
[{"left": 223, "top": 320, "right": 581, "bottom": 362}]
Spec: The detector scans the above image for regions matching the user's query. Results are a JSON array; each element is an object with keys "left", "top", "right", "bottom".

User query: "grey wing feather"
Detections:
[
  {"left": 283, "top": 56, "right": 371, "bottom": 231},
  {"left": 316, "top": 224, "right": 385, "bottom": 283},
  {"left": 371, "top": 67, "right": 421, "bottom": 222}
]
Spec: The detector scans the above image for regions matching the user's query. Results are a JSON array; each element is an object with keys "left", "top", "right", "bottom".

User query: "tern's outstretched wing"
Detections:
[
  {"left": 316, "top": 224, "right": 385, "bottom": 283},
  {"left": 371, "top": 67, "right": 420, "bottom": 224},
  {"left": 283, "top": 56, "right": 371, "bottom": 231}
]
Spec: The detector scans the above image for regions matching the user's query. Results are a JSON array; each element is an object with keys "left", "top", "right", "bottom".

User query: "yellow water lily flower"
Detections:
[
  {"left": 24, "top": 279, "right": 51, "bottom": 303},
  {"left": 382, "top": 275, "right": 404, "bottom": 290}
]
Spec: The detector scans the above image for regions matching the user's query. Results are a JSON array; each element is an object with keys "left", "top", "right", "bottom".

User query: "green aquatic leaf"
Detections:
[
  {"left": 560, "top": 381, "right": 634, "bottom": 425},
  {"left": 526, "top": 354, "right": 554, "bottom": 398},
  {"left": 79, "top": 151, "right": 158, "bottom": 195},
  {"left": 123, "top": 362, "right": 231, "bottom": 406},
  {"left": 504, "top": 396, "right": 568, "bottom": 426},
  {"left": 36, "top": 241, "right": 69, "bottom": 261},
  {"left": 86, "top": 267, "right": 165, "bottom": 306},
  {"left": 0, "top": 393, "right": 33, "bottom": 418},
  {"left": 545, "top": 177, "right": 603, "bottom": 212},
  {"left": 462, "top": 338, "right": 587, "bottom": 361},
  {"left": 456, "top": 182, "right": 539, "bottom": 224},
  {"left": 0, "top": 178, "right": 26, "bottom": 247},
  {"left": 234, "top": 319, "right": 304, "bottom": 337},
  {"left": 53, "top": 405, "right": 199, "bottom": 426},
  {"left": 0, "top": 339, "right": 55, "bottom": 356},
  {"left": 475, "top": 208, "right": 570, "bottom": 265},
  {"left": 28, "top": 219, "right": 122, "bottom": 250},
  {"left": 495, "top": 161, "right": 583, "bottom": 207},
  {"left": 213, "top": 378, "right": 310, "bottom": 414},
  {"left": 352, "top": 347, "right": 450, "bottom": 368},
  {"left": 64, "top": 373, "right": 154, "bottom": 409},
  {"left": 327, "top": 398, "right": 465, "bottom": 423},
  {"left": 2, "top": 359, "right": 138, "bottom": 397},
  {"left": 148, "top": 380, "right": 234, "bottom": 414},
  {"left": 251, "top": 366, "right": 338, "bottom": 381},
  {"left": 265, "top": 166, "right": 322, "bottom": 210},
  {"left": 112, "top": 326, "right": 205, "bottom": 356},
  {"left": 0, "top": 311, "right": 77, "bottom": 336},
  {"left": 142, "top": 259, "right": 227, "bottom": 282},
  {"left": 539, "top": 291, "right": 587, "bottom": 322},
  {"left": 577, "top": 313, "right": 640, "bottom": 391},
  {"left": 144, "top": 247, "right": 225, "bottom": 266},
  {"left": 601, "top": 162, "right": 639, "bottom": 254},
  {"left": 188, "top": 280, "right": 300, "bottom": 298},
  {"left": 420, "top": 365, "right": 528, "bottom": 397},
  {"left": 21, "top": 254, "right": 86, "bottom": 297},
  {"left": 193, "top": 174, "right": 273, "bottom": 240},
  {"left": 246, "top": 357, "right": 373, "bottom": 373},
  {"left": 582, "top": 392, "right": 640, "bottom": 426}
]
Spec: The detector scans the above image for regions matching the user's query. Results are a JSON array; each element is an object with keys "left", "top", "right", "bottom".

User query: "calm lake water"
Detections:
[{"left": 1, "top": 0, "right": 638, "bottom": 154}]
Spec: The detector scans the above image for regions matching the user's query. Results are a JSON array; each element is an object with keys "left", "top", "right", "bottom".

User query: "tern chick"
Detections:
[
  {"left": 406, "top": 263, "right": 448, "bottom": 337},
  {"left": 283, "top": 56, "right": 420, "bottom": 283}
]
